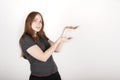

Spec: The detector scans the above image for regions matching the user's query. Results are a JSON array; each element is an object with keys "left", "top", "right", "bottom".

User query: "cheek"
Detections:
[
  {"left": 40, "top": 23, "right": 42, "bottom": 27},
  {"left": 31, "top": 23, "right": 36, "bottom": 29}
]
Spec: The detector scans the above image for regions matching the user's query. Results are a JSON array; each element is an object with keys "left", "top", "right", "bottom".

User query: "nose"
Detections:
[{"left": 36, "top": 22, "right": 41, "bottom": 25}]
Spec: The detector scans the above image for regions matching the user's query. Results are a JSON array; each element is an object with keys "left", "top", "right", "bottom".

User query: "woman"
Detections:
[{"left": 19, "top": 11, "right": 78, "bottom": 80}]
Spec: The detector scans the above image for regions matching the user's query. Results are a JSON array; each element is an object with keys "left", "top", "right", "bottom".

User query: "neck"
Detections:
[{"left": 33, "top": 32, "right": 37, "bottom": 37}]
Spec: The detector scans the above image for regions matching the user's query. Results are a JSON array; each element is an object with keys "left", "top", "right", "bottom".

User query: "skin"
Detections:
[
  {"left": 31, "top": 14, "right": 42, "bottom": 34},
  {"left": 27, "top": 14, "right": 78, "bottom": 62}
]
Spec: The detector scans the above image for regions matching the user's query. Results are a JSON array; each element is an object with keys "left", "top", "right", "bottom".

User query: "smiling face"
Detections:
[{"left": 31, "top": 14, "right": 42, "bottom": 33}]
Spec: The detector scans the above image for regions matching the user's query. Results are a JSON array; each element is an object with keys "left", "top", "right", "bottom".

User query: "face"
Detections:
[{"left": 31, "top": 14, "right": 42, "bottom": 33}]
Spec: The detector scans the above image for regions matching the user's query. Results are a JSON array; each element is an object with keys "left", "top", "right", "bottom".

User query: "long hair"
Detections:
[{"left": 19, "top": 11, "right": 48, "bottom": 59}]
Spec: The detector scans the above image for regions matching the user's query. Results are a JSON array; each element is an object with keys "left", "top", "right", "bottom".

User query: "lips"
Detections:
[{"left": 36, "top": 27, "right": 40, "bottom": 29}]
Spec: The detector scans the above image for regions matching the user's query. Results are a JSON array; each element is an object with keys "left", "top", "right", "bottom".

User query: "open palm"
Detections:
[{"left": 61, "top": 26, "right": 79, "bottom": 37}]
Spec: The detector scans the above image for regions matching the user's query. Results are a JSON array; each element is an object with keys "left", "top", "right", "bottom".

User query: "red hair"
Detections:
[{"left": 19, "top": 11, "right": 48, "bottom": 58}]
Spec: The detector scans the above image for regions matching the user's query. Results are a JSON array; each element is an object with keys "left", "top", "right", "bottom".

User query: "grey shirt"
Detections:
[{"left": 20, "top": 34, "right": 58, "bottom": 77}]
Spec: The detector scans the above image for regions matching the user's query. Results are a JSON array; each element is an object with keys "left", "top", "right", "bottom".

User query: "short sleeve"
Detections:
[{"left": 20, "top": 35, "right": 36, "bottom": 52}]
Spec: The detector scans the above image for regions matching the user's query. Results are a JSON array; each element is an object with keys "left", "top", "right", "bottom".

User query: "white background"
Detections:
[{"left": 0, "top": 0, "right": 120, "bottom": 80}]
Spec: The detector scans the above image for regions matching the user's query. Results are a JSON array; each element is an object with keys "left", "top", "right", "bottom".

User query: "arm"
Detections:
[
  {"left": 27, "top": 38, "right": 62, "bottom": 62},
  {"left": 47, "top": 26, "right": 79, "bottom": 53},
  {"left": 26, "top": 26, "right": 78, "bottom": 62},
  {"left": 48, "top": 40, "right": 64, "bottom": 53},
  {"left": 48, "top": 26, "right": 79, "bottom": 53}
]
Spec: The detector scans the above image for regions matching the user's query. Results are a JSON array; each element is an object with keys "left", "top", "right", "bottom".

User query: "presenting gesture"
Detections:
[
  {"left": 61, "top": 26, "right": 79, "bottom": 37},
  {"left": 60, "top": 26, "right": 79, "bottom": 42}
]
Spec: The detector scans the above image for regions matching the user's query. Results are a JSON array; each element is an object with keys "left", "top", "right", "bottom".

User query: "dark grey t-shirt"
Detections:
[{"left": 20, "top": 34, "right": 58, "bottom": 77}]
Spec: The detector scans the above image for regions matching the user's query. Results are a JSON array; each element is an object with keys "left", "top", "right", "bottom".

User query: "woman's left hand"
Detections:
[{"left": 61, "top": 26, "right": 79, "bottom": 37}]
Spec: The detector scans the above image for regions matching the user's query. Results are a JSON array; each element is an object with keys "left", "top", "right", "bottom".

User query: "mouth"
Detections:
[{"left": 36, "top": 27, "right": 40, "bottom": 29}]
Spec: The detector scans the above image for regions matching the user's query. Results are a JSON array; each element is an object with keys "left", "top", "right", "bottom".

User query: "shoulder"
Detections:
[
  {"left": 19, "top": 34, "right": 36, "bottom": 51},
  {"left": 23, "top": 34, "right": 33, "bottom": 40},
  {"left": 20, "top": 34, "right": 35, "bottom": 45}
]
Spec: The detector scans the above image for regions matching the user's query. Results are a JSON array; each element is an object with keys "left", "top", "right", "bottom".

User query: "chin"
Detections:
[{"left": 36, "top": 30, "right": 40, "bottom": 32}]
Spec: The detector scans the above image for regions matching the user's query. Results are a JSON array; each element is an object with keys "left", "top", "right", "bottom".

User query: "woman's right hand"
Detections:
[
  {"left": 57, "top": 36, "right": 72, "bottom": 43},
  {"left": 57, "top": 26, "right": 79, "bottom": 43}
]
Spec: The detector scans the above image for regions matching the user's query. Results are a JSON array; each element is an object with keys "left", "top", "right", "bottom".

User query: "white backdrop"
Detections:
[{"left": 0, "top": 0, "right": 120, "bottom": 80}]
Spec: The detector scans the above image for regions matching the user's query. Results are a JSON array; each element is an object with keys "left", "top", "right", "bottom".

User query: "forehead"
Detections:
[{"left": 34, "top": 14, "right": 42, "bottom": 20}]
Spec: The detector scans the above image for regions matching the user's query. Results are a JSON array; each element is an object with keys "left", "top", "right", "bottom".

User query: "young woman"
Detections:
[{"left": 19, "top": 11, "right": 78, "bottom": 80}]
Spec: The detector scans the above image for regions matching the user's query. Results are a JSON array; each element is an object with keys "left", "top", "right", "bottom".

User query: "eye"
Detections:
[{"left": 33, "top": 18, "right": 42, "bottom": 23}]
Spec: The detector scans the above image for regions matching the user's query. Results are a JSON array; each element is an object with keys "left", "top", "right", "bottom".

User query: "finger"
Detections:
[
  {"left": 65, "top": 26, "right": 74, "bottom": 29},
  {"left": 65, "top": 26, "right": 79, "bottom": 30},
  {"left": 67, "top": 37, "right": 73, "bottom": 40},
  {"left": 73, "top": 26, "right": 79, "bottom": 29}
]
